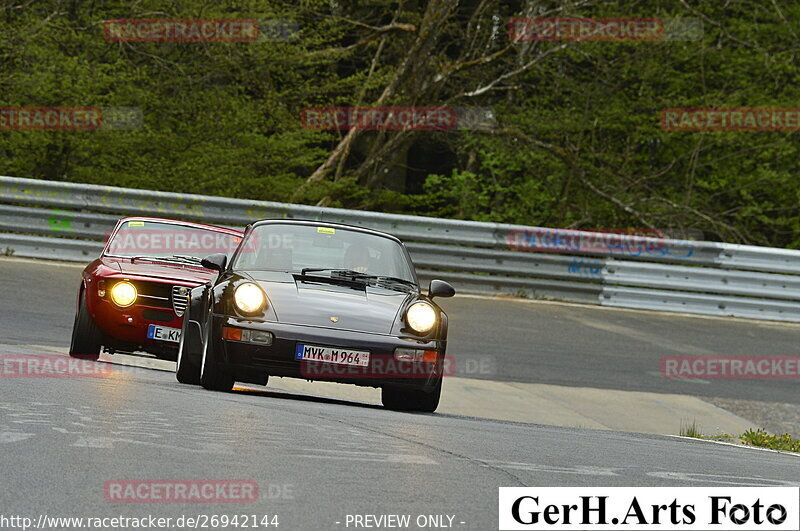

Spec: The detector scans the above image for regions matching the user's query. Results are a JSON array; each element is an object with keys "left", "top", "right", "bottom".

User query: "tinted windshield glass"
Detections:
[
  {"left": 232, "top": 224, "right": 415, "bottom": 282},
  {"left": 106, "top": 220, "right": 241, "bottom": 258}
]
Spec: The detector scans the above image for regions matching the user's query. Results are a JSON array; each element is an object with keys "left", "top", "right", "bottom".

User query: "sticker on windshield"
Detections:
[
  {"left": 128, "top": 221, "right": 144, "bottom": 227},
  {"left": 317, "top": 227, "right": 335, "bottom": 235}
]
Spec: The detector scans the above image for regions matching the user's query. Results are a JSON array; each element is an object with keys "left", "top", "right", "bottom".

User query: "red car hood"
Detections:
[{"left": 104, "top": 257, "right": 216, "bottom": 285}]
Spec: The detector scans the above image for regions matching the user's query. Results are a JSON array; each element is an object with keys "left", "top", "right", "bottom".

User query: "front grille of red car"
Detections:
[
  {"left": 172, "top": 285, "right": 190, "bottom": 317},
  {"left": 134, "top": 282, "right": 173, "bottom": 310}
]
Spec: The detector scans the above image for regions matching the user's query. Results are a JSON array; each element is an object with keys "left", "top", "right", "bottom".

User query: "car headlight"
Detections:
[
  {"left": 234, "top": 282, "right": 266, "bottom": 314},
  {"left": 406, "top": 302, "right": 437, "bottom": 333},
  {"left": 110, "top": 281, "right": 137, "bottom": 307}
]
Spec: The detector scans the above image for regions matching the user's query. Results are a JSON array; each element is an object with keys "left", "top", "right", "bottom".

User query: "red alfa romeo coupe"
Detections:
[{"left": 69, "top": 217, "right": 243, "bottom": 361}]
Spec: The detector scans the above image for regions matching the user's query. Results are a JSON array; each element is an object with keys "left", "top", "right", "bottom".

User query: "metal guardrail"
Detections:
[{"left": 1, "top": 176, "right": 799, "bottom": 322}]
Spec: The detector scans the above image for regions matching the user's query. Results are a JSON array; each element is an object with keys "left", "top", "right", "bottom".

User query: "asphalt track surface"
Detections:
[
  {"left": 1, "top": 258, "right": 799, "bottom": 529},
  {"left": 3, "top": 258, "right": 799, "bottom": 402}
]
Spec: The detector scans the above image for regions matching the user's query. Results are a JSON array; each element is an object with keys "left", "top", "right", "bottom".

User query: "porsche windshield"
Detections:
[
  {"left": 106, "top": 220, "right": 241, "bottom": 258},
  {"left": 232, "top": 224, "right": 415, "bottom": 282}
]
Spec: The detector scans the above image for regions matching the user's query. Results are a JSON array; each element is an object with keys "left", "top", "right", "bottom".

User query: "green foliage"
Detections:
[
  {"left": 1, "top": 1, "right": 799, "bottom": 247},
  {"left": 680, "top": 420, "right": 703, "bottom": 439},
  {"left": 419, "top": 171, "right": 497, "bottom": 221},
  {"left": 741, "top": 428, "right": 800, "bottom": 453},
  {"left": 692, "top": 428, "right": 800, "bottom": 453}
]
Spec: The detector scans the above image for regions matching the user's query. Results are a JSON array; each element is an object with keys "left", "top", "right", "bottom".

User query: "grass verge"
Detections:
[
  {"left": 739, "top": 428, "right": 800, "bottom": 453},
  {"left": 679, "top": 419, "right": 703, "bottom": 439},
  {"left": 678, "top": 422, "right": 800, "bottom": 453}
]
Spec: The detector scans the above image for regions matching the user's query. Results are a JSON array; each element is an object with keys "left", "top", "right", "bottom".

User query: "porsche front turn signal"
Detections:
[{"left": 110, "top": 281, "right": 137, "bottom": 307}]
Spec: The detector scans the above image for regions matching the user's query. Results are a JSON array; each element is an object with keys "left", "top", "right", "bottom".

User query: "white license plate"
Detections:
[
  {"left": 295, "top": 344, "right": 370, "bottom": 366},
  {"left": 146, "top": 324, "right": 181, "bottom": 343}
]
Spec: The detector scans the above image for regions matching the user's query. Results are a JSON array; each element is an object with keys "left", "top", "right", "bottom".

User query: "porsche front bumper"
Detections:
[{"left": 212, "top": 315, "right": 445, "bottom": 391}]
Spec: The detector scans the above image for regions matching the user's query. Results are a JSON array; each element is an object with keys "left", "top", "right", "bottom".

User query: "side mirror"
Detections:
[
  {"left": 428, "top": 279, "right": 455, "bottom": 299},
  {"left": 201, "top": 253, "right": 228, "bottom": 272}
]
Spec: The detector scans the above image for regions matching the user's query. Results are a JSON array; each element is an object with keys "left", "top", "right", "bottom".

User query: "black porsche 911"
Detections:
[{"left": 175, "top": 219, "right": 455, "bottom": 412}]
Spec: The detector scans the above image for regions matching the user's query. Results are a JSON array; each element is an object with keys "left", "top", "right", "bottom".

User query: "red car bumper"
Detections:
[{"left": 88, "top": 293, "right": 183, "bottom": 351}]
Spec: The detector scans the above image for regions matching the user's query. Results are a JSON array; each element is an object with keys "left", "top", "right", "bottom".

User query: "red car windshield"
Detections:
[{"left": 105, "top": 220, "right": 241, "bottom": 259}]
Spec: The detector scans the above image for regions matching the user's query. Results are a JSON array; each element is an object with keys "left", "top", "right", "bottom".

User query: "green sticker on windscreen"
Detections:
[
  {"left": 317, "top": 227, "right": 335, "bottom": 235},
  {"left": 128, "top": 221, "right": 145, "bottom": 227}
]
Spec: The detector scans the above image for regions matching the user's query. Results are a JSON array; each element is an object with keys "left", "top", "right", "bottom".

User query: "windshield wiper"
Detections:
[
  {"left": 171, "top": 254, "right": 203, "bottom": 263},
  {"left": 355, "top": 275, "right": 417, "bottom": 291},
  {"left": 298, "top": 269, "right": 416, "bottom": 289},
  {"left": 300, "top": 268, "right": 366, "bottom": 277},
  {"left": 371, "top": 276, "right": 417, "bottom": 287},
  {"left": 129, "top": 255, "right": 203, "bottom": 265}
]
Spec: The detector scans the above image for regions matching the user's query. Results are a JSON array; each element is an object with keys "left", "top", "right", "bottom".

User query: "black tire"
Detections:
[
  {"left": 175, "top": 313, "right": 201, "bottom": 385},
  {"left": 199, "top": 315, "right": 234, "bottom": 392},
  {"left": 69, "top": 289, "right": 102, "bottom": 361},
  {"left": 381, "top": 377, "right": 442, "bottom": 413}
]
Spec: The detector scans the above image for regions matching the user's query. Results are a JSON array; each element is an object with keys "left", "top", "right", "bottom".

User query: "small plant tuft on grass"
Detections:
[
  {"left": 740, "top": 428, "right": 800, "bottom": 453},
  {"left": 677, "top": 425, "right": 800, "bottom": 453},
  {"left": 680, "top": 419, "right": 702, "bottom": 439}
]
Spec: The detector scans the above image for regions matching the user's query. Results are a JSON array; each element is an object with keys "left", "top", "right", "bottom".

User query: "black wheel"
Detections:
[
  {"left": 199, "top": 315, "right": 234, "bottom": 392},
  {"left": 175, "top": 313, "right": 201, "bottom": 385},
  {"left": 69, "top": 289, "right": 102, "bottom": 361},
  {"left": 381, "top": 378, "right": 442, "bottom": 413}
]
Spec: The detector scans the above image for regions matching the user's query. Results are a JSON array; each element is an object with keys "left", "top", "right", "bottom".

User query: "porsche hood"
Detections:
[{"left": 247, "top": 271, "right": 415, "bottom": 335}]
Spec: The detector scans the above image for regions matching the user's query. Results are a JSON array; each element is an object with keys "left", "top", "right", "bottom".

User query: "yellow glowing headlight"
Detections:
[
  {"left": 110, "top": 281, "right": 137, "bottom": 307},
  {"left": 406, "top": 302, "right": 437, "bottom": 333},
  {"left": 234, "top": 282, "right": 266, "bottom": 314}
]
